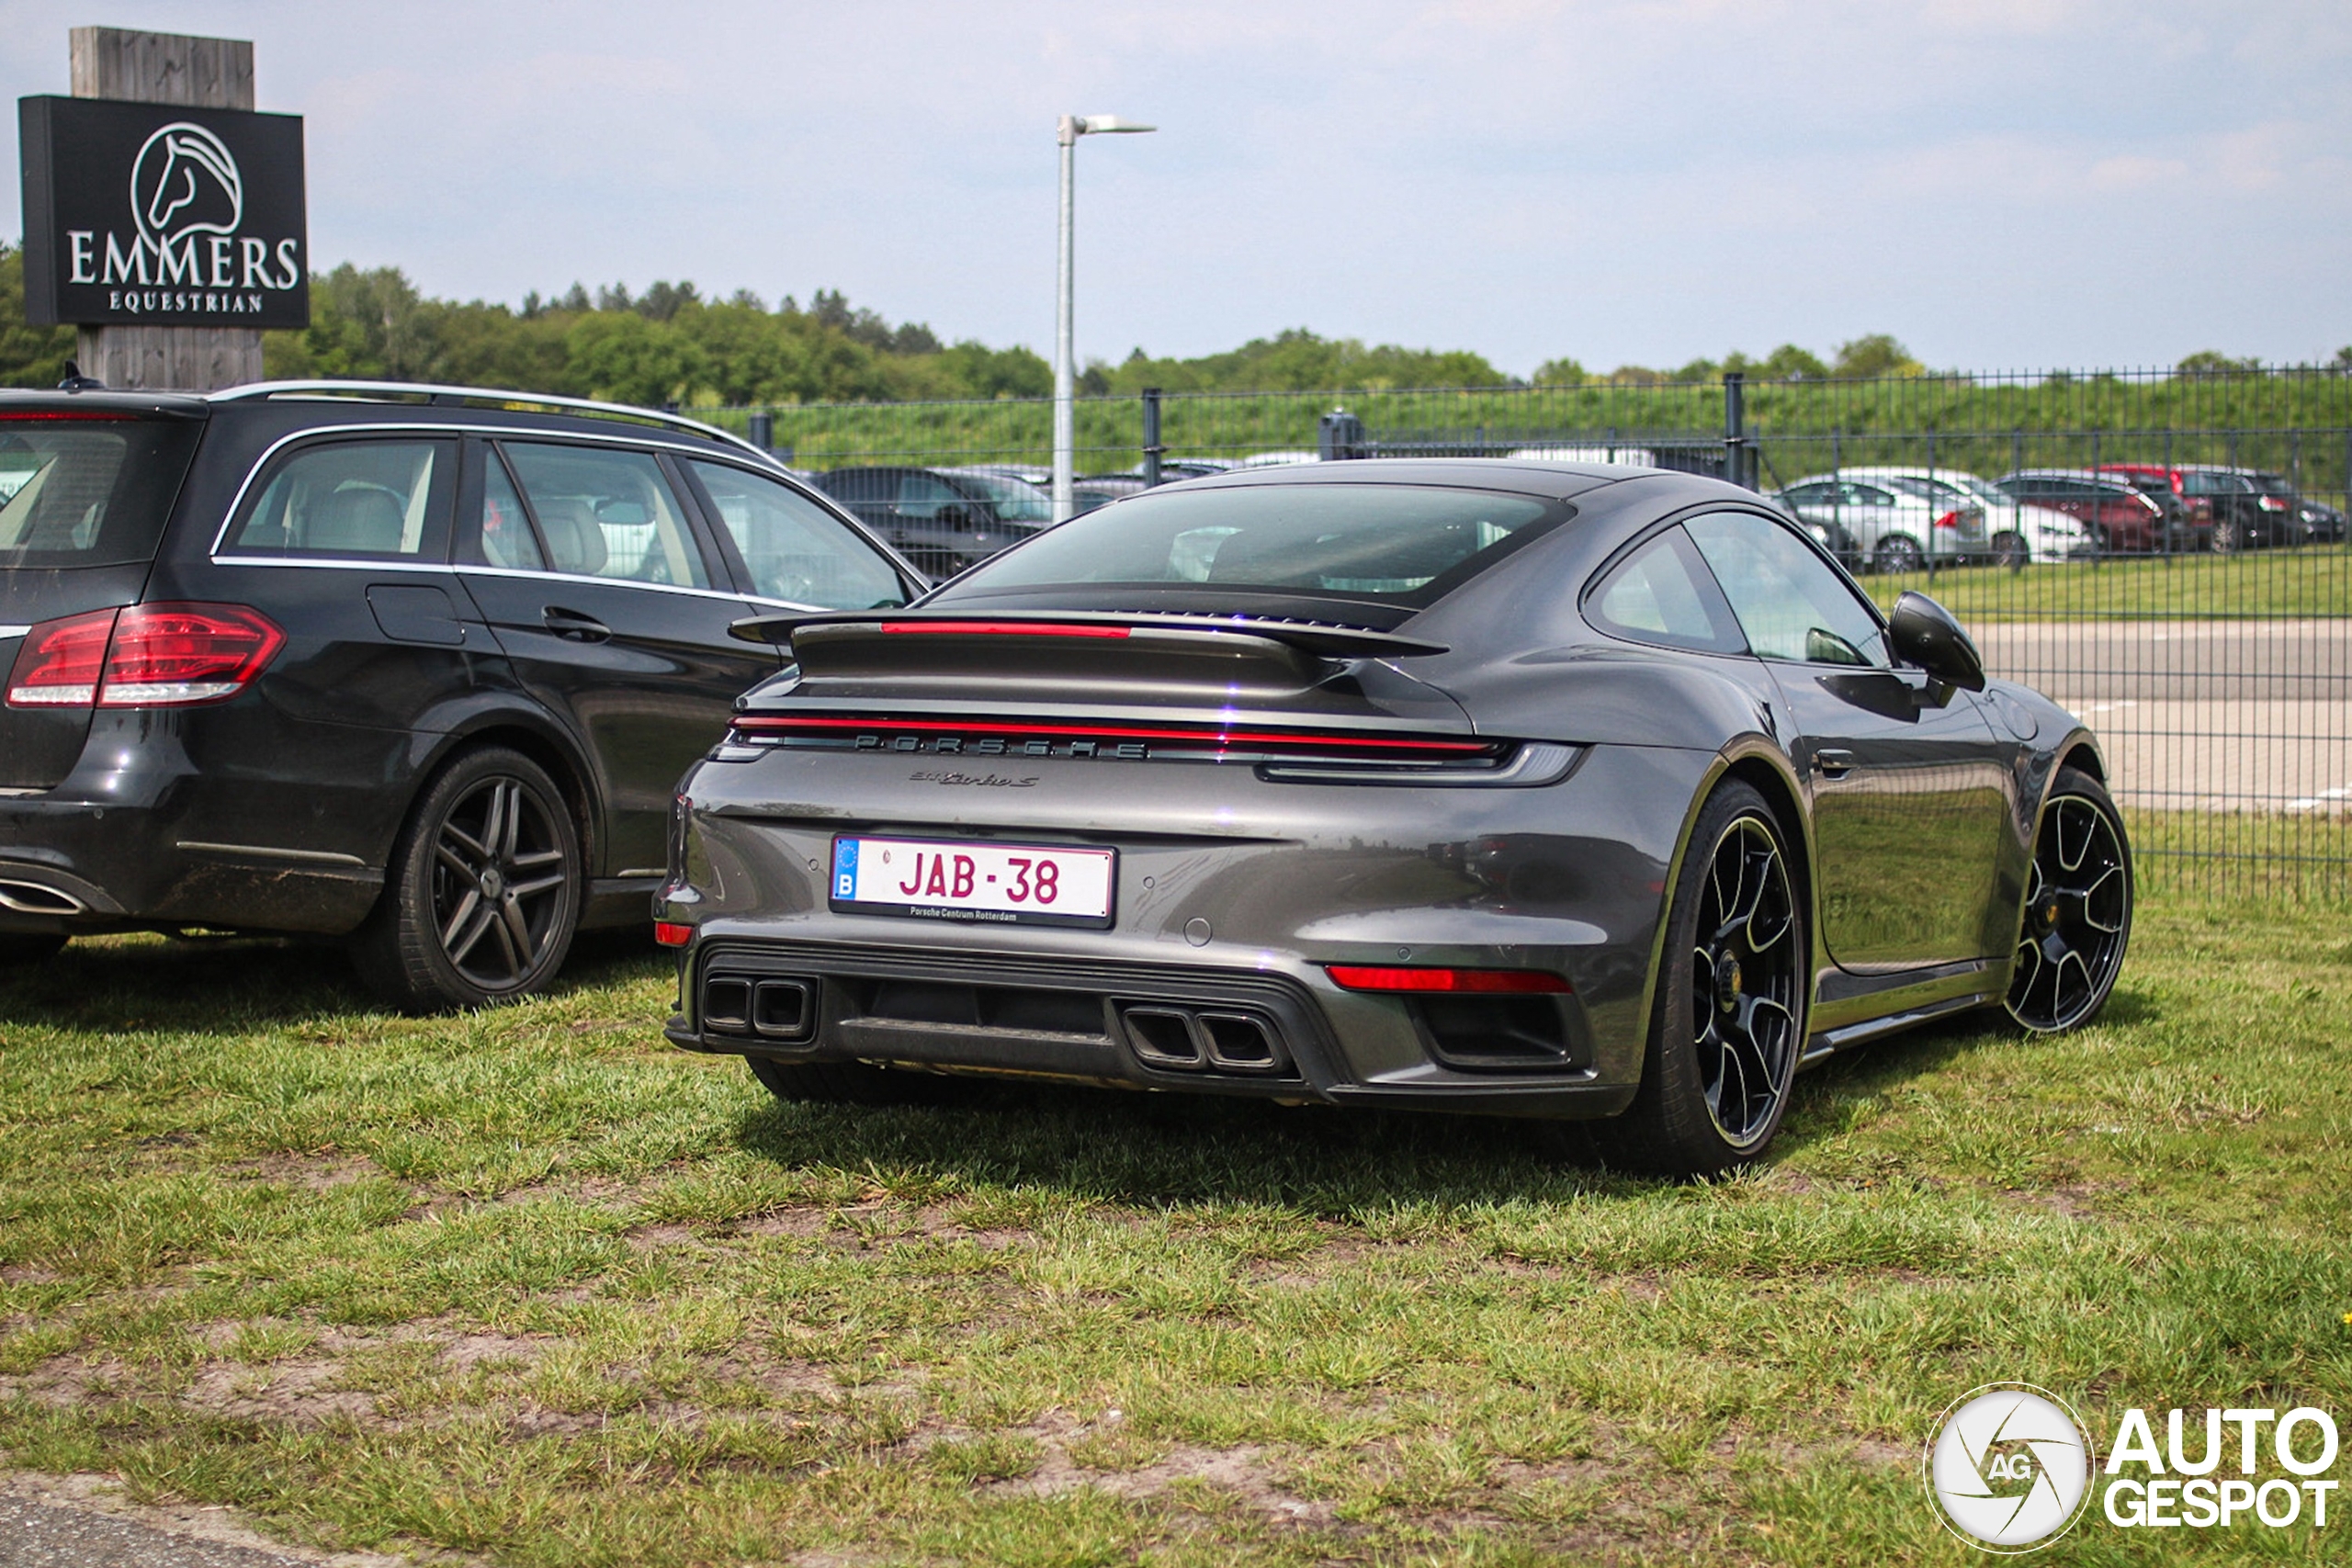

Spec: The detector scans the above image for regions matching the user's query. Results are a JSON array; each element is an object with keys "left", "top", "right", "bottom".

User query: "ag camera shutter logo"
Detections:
[
  {"left": 130, "top": 122, "right": 243, "bottom": 254},
  {"left": 1924, "top": 1383, "right": 2095, "bottom": 1551}
]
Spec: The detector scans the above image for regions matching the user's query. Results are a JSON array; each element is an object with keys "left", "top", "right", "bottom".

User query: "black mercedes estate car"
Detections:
[{"left": 0, "top": 380, "right": 922, "bottom": 1010}]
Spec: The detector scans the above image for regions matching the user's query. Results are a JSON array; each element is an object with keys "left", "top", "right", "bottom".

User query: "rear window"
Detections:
[
  {"left": 0, "top": 416, "right": 202, "bottom": 570},
  {"left": 938, "top": 482, "right": 1556, "bottom": 606}
]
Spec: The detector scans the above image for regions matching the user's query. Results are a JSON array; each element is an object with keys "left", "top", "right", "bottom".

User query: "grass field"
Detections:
[
  {"left": 1862, "top": 547, "right": 2350, "bottom": 620},
  {"left": 2, "top": 897, "right": 2347, "bottom": 1566}
]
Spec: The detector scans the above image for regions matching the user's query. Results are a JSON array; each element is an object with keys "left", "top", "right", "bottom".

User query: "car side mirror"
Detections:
[{"left": 1887, "top": 591, "right": 1985, "bottom": 692}]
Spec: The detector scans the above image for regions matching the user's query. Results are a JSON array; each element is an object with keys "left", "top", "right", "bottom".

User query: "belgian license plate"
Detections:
[{"left": 830, "top": 836, "right": 1116, "bottom": 928}]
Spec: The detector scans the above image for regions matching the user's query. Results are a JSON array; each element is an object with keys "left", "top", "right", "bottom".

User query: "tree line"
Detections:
[{"left": 1, "top": 243, "right": 2341, "bottom": 404}]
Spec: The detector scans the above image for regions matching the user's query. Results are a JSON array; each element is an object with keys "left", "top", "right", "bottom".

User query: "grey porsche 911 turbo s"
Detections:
[{"left": 656, "top": 460, "right": 2131, "bottom": 1174}]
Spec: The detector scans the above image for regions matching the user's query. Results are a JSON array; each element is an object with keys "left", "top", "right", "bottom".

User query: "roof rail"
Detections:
[{"left": 205, "top": 379, "right": 779, "bottom": 467}]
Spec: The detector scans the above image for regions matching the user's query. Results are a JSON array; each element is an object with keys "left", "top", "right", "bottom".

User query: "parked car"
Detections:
[
  {"left": 0, "top": 380, "right": 923, "bottom": 1008},
  {"left": 1072, "top": 474, "right": 1151, "bottom": 514},
  {"left": 664, "top": 460, "right": 2130, "bottom": 1176},
  {"left": 1993, "top": 470, "right": 2184, "bottom": 554},
  {"left": 1818, "top": 467, "right": 2094, "bottom": 565},
  {"left": 1770, "top": 472, "right": 1986, "bottom": 571},
  {"left": 1148, "top": 458, "right": 1240, "bottom": 480},
  {"left": 2175, "top": 467, "right": 2312, "bottom": 551},
  {"left": 2298, "top": 495, "right": 2347, "bottom": 544},
  {"left": 938, "top": 467, "right": 1057, "bottom": 528},
  {"left": 808, "top": 466, "right": 1049, "bottom": 576},
  {"left": 2093, "top": 464, "right": 2217, "bottom": 547}
]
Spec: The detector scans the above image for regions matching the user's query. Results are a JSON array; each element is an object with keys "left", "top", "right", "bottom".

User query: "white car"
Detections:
[
  {"left": 1835, "top": 466, "right": 2092, "bottom": 565},
  {"left": 1771, "top": 472, "right": 1981, "bottom": 571}
]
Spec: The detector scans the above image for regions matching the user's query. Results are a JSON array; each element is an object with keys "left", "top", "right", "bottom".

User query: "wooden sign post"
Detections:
[{"left": 66, "top": 27, "right": 265, "bottom": 390}]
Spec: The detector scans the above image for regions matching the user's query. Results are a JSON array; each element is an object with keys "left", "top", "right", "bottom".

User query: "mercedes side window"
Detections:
[
  {"left": 501, "top": 443, "right": 709, "bottom": 588},
  {"left": 229, "top": 439, "right": 454, "bottom": 558},
  {"left": 473, "top": 451, "right": 546, "bottom": 570},
  {"left": 684, "top": 461, "right": 906, "bottom": 610},
  {"left": 1585, "top": 527, "right": 1741, "bottom": 652},
  {"left": 1685, "top": 511, "right": 1888, "bottom": 668}
]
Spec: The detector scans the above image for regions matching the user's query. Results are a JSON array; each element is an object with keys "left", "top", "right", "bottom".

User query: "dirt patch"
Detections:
[
  {"left": 180, "top": 1359, "right": 379, "bottom": 1425},
  {"left": 986, "top": 1409, "right": 1332, "bottom": 1524},
  {"left": 0, "top": 1263, "right": 62, "bottom": 1285},
  {"left": 219, "top": 1153, "right": 388, "bottom": 1191}
]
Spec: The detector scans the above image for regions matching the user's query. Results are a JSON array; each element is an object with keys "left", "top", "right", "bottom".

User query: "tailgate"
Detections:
[{"left": 0, "top": 400, "right": 207, "bottom": 789}]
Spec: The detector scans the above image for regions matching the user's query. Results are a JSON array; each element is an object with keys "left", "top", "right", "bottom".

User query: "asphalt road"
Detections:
[
  {"left": 1970, "top": 619, "right": 2351, "bottom": 812},
  {"left": 0, "top": 1476, "right": 392, "bottom": 1568}
]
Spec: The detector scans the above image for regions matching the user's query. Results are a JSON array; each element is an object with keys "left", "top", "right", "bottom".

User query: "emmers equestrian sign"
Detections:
[{"left": 18, "top": 95, "right": 307, "bottom": 328}]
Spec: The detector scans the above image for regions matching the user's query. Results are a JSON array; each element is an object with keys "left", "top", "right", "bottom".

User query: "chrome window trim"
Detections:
[
  {"left": 450, "top": 562, "right": 763, "bottom": 606},
  {"left": 0, "top": 624, "right": 29, "bottom": 639}
]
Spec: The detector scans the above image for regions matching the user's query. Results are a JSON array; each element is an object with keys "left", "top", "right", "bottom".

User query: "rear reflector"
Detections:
[
  {"left": 1326, "top": 964, "right": 1571, "bottom": 994},
  {"left": 879, "top": 621, "right": 1131, "bottom": 638},
  {"left": 5, "top": 603, "right": 285, "bottom": 709},
  {"left": 654, "top": 921, "right": 693, "bottom": 947}
]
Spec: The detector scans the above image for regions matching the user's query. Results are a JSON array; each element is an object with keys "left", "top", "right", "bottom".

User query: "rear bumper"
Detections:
[
  {"left": 0, "top": 708, "right": 395, "bottom": 937},
  {"left": 665, "top": 936, "right": 1637, "bottom": 1120},
  {"left": 657, "top": 739, "right": 1715, "bottom": 1118}
]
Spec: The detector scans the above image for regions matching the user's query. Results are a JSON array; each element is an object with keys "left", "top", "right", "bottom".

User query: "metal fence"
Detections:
[{"left": 698, "top": 367, "right": 2352, "bottom": 899}]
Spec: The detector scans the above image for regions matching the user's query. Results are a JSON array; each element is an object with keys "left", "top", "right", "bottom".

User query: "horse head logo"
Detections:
[{"left": 129, "top": 122, "right": 243, "bottom": 251}]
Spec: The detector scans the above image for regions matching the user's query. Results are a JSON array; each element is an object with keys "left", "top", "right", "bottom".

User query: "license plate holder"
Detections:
[{"left": 829, "top": 835, "right": 1116, "bottom": 928}]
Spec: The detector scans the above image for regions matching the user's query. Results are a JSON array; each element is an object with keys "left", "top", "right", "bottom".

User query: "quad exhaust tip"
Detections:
[
  {"left": 700, "top": 972, "right": 817, "bottom": 1043},
  {"left": 1119, "top": 1004, "right": 1292, "bottom": 1076}
]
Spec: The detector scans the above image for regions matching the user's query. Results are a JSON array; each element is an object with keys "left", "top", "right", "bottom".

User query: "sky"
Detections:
[{"left": 3, "top": 1, "right": 2347, "bottom": 377}]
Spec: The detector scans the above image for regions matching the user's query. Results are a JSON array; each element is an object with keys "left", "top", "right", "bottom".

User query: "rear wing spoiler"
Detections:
[{"left": 729, "top": 608, "right": 1449, "bottom": 660}]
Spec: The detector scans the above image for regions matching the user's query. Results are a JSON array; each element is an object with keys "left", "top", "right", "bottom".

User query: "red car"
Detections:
[
  {"left": 2096, "top": 464, "right": 2213, "bottom": 542},
  {"left": 1996, "top": 470, "right": 2189, "bottom": 554}
]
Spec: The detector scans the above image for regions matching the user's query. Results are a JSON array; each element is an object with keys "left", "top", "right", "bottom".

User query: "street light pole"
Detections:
[{"left": 1052, "top": 113, "right": 1154, "bottom": 525}]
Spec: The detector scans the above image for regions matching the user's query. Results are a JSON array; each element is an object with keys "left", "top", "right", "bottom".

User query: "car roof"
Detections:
[
  {"left": 200, "top": 379, "right": 774, "bottom": 465},
  {"left": 1168, "top": 457, "right": 1688, "bottom": 503}
]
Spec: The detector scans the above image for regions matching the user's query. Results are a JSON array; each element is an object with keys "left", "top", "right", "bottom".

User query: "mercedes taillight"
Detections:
[{"left": 5, "top": 603, "right": 285, "bottom": 709}]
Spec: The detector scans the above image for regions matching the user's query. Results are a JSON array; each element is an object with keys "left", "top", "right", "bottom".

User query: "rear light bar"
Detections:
[
  {"left": 1327, "top": 964, "right": 1571, "bottom": 994},
  {"left": 728, "top": 714, "right": 1498, "bottom": 758},
  {"left": 5, "top": 603, "right": 286, "bottom": 709},
  {"left": 0, "top": 411, "right": 141, "bottom": 422},
  {"left": 880, "top": 621, "right": 1131, "bottom": 638}
]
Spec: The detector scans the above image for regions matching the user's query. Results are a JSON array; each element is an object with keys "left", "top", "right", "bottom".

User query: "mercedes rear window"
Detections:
[
  {"left": 936, "top": 483, "right": 1557, "bottom": 606},
  {"left": 0, "top": 416, "right": 203, "bottom": 570}
]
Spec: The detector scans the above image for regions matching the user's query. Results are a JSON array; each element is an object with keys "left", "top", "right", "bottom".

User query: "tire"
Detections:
[
  {"left": 354, "top": 746, "right": 583, "bottom": 1012},
  {"left": 2006, "top": 767, "right": 2132, "bottom": 1033},
  {"left": 1990, "top": 531, "right": 2028, "bottom": 568},
  {"left": 1872, "top": 534, "right": 1925, "bottom": 574},
  {"left": 0, "top": 933, "right": 66, "bottom": 967},
  {"left": 1596, "top": 781, "right": 1807, "bottom": 1176},
  {"left": 745, "top": 1055, "right": 971, "bottom": 1107}
]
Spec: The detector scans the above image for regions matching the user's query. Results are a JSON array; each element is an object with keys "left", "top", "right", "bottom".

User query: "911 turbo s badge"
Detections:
[{"left": 909, "top": 771, "right": 1040, "bottom": 788}]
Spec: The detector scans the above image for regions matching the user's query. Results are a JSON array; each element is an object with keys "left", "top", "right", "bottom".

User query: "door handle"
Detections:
[
  {"left": 541, "top": 607, "right": 611, "bottom": 643},
  {"left": 1815, "top": 749, "right": 1858, "bottom": 780}
]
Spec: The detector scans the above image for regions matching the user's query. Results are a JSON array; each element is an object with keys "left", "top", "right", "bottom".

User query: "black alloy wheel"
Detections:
[
  {"left": 1873, "top": 534, "right": 1925, "bottom": 574},
  {"left": 356, "top": 746, "right": 582, "bottom": 1012},
  {"left": 1599, "top": 780, "right": 1806, "bottom": 1175},
  {"left": 2006, "top": 768, "right": 2132, "bottom": 1033},
  {"left": 1990, "top": 531, "right": 2028, "bottom": 568}
]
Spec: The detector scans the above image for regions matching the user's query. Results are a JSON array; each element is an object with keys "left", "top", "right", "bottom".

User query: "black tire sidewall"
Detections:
[
  {"left": 362, "top": 747, "right": 582, "bottom": 1012},
  {"left": 1603, "top": 779, "right": 1807, "bottom": 1175},
  {"left": 2007, "top": 766, "right": 2133, "bottom": 1033}
]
